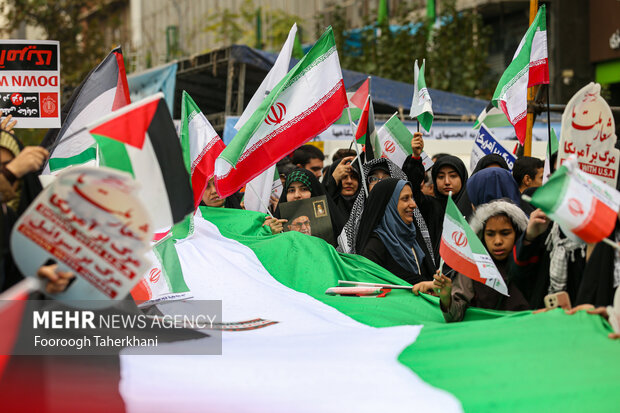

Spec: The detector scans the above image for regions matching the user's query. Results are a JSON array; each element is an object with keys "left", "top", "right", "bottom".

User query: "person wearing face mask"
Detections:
[
  {"left": 274, "top": 168, "right": 344, "bottom": 244},
  {"left": 356, "top": 179, "right": 435, "bottom": 285},
  {"left": 432, "top": 200, "right": 533, "bottom": 322}
]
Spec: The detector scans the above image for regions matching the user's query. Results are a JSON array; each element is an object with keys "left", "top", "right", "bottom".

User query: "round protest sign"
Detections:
[{"left": 10, "top": 166, "right": 153, "bottom": 308}]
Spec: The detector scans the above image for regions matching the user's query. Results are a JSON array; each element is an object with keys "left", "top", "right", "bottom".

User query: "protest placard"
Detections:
[
  {"left": 10, "top": 167, "right": 153, "bottom": 308},
  {"left": 470, "top": 125, "right": 516, "bottom": 171},
  {"left": 0, "top": 40, "right": 61, "bottom": 128},
  {"left": 558, "top": 82, "right": 619, "bottom": 187}
]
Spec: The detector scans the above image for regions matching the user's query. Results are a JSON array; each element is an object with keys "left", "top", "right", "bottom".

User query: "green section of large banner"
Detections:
[{"left": 200, "top": 207, "right": 620, "bottom": 412}]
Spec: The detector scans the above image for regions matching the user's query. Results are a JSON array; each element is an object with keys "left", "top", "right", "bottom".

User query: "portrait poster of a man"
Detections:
[{"left": 278, "top": 195, "right": 334, "bottom": 244}]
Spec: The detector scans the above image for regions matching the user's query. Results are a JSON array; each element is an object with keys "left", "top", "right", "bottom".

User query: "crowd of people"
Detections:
[{"left": 0, "top": 114, "right": 617, "bottom": 336}]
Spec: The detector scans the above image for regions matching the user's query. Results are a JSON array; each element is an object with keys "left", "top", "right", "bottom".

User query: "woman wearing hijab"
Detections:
[
  {"left": 403, "top": 141, "right": 469, "bottom": 258},
  {"left": 433, "top": 200, "right": 534, "bottom": 322},
  {"left": 456, "top": 153, "right": 511, "bottom": 218},
  {"left": 471, "top": 153, "right": 510, "bottom": 175},
  {"left": 323, "top": 156, "right": 360, "bottom": 222},
  {"left": 356, "top": 179, "right": 435, "bottom": 285},
  {"left": 337, "top": 158, "right": 435, "bottom": 270},
  {"left": 275, "top": 168, "right": 345, "bottom": 243},
  {"left": 466, "top": 167, "right": 522, "bottom": 209}
]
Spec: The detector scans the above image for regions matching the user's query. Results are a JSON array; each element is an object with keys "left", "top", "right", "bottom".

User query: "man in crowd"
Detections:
[
  {"left": 292, "top": 144, "right": 325, "bottom": 179},
  {"left": 513, "top": 156, "right": 544, "bottom": 193}
]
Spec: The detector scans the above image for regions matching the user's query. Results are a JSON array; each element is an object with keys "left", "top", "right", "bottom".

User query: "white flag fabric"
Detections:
[{"left": 237, "top": 23, "right": 296, "bottom": 212}]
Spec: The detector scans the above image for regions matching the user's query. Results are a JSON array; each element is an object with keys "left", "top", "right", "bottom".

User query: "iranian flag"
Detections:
[
  {"left": 116, "top": 207, "right": 620, "bottom": 412},
  {"left": 214, "top": 26, "right": 348, "bottom": 197},
  {"left": 376, "top": 113, "right": 413, "bottom": 166},
  {"left": 88, "top": 93, "right": 194, "bottom": 231},
  {"left": 492, "top": 5, "right": 549, "bottom": 144},
  {"left": 439, "top": 195, "right": 508, "bottom": 295},
  {"left": 44, "top": 46, "right": 131, "bottom": 174},
  {"left": 180, "top": 91, "right": 226, "bottom": 209},
  {"left": 529, "top": 158, "right": 620, "bottom": 244},
  {"left": 409, "top": 59, "right": 433, "bottom": 133},
  {"left": 237, "top": 24, "right": 295, "bottom": 214}
]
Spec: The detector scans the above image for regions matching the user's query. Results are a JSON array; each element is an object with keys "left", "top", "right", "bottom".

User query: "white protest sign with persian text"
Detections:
[
  {"left": 0, "top": 40, "right": 61, "bottom": 128},
  {"left": 558, "top": 82, "right": 619, "bottom": 187},
  {"left": 10, "top": 167, "right": 153, "bottom": 308}
]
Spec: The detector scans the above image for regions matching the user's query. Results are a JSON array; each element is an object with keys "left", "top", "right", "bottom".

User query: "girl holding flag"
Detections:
[{"left": 434, "top": 200, "right": 543, "bottom": 322}]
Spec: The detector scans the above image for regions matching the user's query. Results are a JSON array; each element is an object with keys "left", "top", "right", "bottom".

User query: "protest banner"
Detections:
[
  {"left": 0, "top": 40, "right": 60, "bottom": 128},
  {"left": 278, "top": 195, "right": 334, "bottom": 244},
  {"left": 470, "top": 125, "right": 517, "bottom": 171},
  {"left": 10, "top": 167, "right": 153, "bottom": 308},
  {"left": 558, "top": 82, "right": 619, "bottom": 187}
]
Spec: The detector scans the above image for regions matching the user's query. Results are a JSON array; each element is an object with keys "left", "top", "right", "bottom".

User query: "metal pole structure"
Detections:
[{"left": 523, "top": 0, "right": 539, "bottom": 157}]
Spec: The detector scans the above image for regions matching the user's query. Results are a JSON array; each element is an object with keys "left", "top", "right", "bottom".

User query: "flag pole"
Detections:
[
  {"left": 246, "top": 181, "right": 275, "bottom": 217},
  {"left": 523, "top": 0, "right": 539, "bottom": 157},
  {"left": 347, "top": 106, "right": 368, "bottom": 197}
]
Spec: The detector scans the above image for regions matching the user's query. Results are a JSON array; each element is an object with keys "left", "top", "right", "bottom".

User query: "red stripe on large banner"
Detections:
[
  {"left": 216, "top": 80, "right": 347, "bottom": 197},
  {"left": 439, "top": 239, "right": 484, "bottom": 283},
  {"left": 572, "top": 197, "right": 617, "bottom": 243}
]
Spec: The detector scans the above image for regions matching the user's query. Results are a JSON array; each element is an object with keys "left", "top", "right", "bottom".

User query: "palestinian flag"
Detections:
[
  {"left": 376, "top": 113, "right": 413, "bottom": 166},
  {"left": 439, "top": 195, "right": 508, "bottom": 295},
  {"left": 409, "top": 59, "right": 433, "bottom": 133},
  {"left": 214, "top": 27, "right": 347, "bottom": 198},
  {"left": 529, "top": 158, "right": 620, "bottom": 244},
  {"left": 473, "top": 101, "right": 511, "bottom": 129},
  {"left": 492, "top": 5, "right": 549, "bottom": 144},
  {"left": 180, "top": 91, "right": 226, "bottom": 209},
  {"left": 355, "top": 95, "right": 377, "bottom": 160},
  {"left": 44, "top": 46, "right": 131, "bottom": 174},
  {"left": 116, "top": 207, "right": 620, "bottom": 412},
  {"left": 349, "top": 77, "right": 369, "bottom": 110},
  {"left": 88, "top": 93, "right": 193, "bottom": 231},
  {"left": 542, "top": 127, "right": 559, "bottom": 183}
]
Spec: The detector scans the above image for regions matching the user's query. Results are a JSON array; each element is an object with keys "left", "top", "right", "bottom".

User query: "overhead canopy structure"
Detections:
[{"left": 129, "top": 44, "right": 488, "bottom": 132}]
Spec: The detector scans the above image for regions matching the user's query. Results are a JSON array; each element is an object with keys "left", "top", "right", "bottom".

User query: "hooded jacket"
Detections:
[{"left": 442, "top": 200, "right": 532, "bottom": 322}]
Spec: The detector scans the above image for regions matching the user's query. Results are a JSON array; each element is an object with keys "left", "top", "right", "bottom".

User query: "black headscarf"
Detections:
[
  {"left": 356, "top": 179, "right": 426, "bottom": 276},
  {"left": 431, "top": 155, "right": 469, "bottom": 213},
  {"left": 472, "top": 153, "right": 510, "bottom": 175},
  {"left": 323, "top": 158, "right": 361, "bottom": 220},
  {"left": 275, "top": 167, "right": 345, "bottom": 239}
]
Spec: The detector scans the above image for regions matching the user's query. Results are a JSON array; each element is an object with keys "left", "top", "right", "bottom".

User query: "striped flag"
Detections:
[
  {"left": 409, "top": 59, "right": 433, "bottom": 133},
  {"left": 529, "top": 158, "right": 620, "bottom": 243},
  {"left": 44, "top": 47, "right": 131, "bottom": 174},
  {"left": 88, "top": 93, "right": 194, "bottom": 231},
  {"left": 180, "top": 91, "right": 226, "bottom": 209},
  {"left": 473, "top": 101, "right": 511, "bottom": 129},
  {"left": 355, "top": 95, "right": 377, "bottom": 160},
  {"left": 376, "top": 113, "right": 413, "bottom": 166},
  {"left": 492, "top": 5, "right": 549, "bottom": 144},
  {"left": 439, "top": 195, "right": 508, "bottom": 295},
  {"left": 237, "top": 24, "right": 295, "bottom": 214},
  {"left": 214, "top": 26, "right": 348, "bottom": 197}
]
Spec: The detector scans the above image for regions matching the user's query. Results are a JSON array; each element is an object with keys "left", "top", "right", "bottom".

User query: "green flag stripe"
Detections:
[
  {"left": 383, "top": 116, "right": 413, "bottom": 153},
  {"left": 531, "top": 165, "right": 570, "bottom": 213},
  {"left": 91, "top": 134, "right": 134, "bottom": 177},
  {"left": 48, "top": 146, "right": 97, "bottom": 171},
  {"left": 200, "top": 207, "right": 620, "bottom": 412},
  {"left": 153, "top": 236, "right": 190, "bottom": 293}
]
